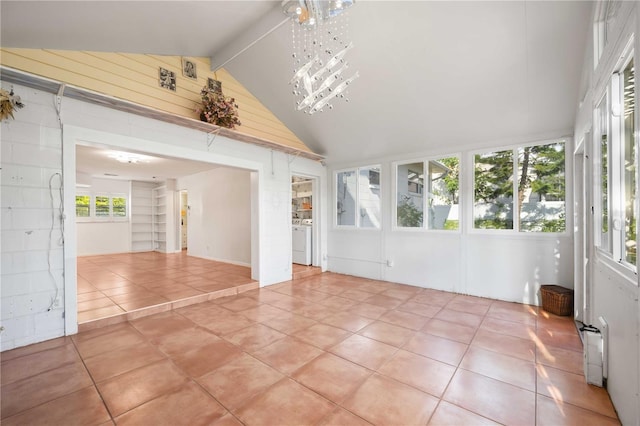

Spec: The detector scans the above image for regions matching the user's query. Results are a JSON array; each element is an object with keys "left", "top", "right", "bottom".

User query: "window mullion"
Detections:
[
  {"left": 355, "top": 167, "right": 361, "bottom": 228},
  {"left": 425, "top": 161, "right": 430, "bottom": 229},
  {"left": 513, "top": 148, "right": 520, "bottom": 232},
  {"left": 611, "top": 72, "right": 623, "bottom": 261}
]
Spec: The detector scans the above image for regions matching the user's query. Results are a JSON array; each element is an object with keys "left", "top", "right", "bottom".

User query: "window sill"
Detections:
[{"left": 77, "top": 218, "right": 129, "bottom": 223}]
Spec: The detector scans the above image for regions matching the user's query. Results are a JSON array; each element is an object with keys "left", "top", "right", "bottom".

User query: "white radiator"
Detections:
[{"left": 583, "top": 317, "right": 608, "bottom": 387}]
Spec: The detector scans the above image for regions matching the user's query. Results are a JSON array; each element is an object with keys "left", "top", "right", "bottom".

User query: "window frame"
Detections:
[
  {"left": 334, "top": 165, "right": 382, "bottom": 229},
  {"left": 393, "top": 154, "right": 461, "bottom": 232},
  {"left": 75, "top": 192, "right": 92, "bottom": 219},
  {"left": 594, "top": 46, "right": 637, "bottom": 273},
  {"left": 76, "top": 191, "right": 129, "bottom": 222},
  {"left": 470, "top": 139, "right": 569, "bottom": 236}
]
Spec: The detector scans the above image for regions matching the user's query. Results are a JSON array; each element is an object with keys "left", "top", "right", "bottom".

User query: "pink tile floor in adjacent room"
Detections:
[
  {"left": 76, "top": 252, "right": 258, "bottom": 326},
  {"left": 2, "top": 267, "right": 620, "bottom": 425}
]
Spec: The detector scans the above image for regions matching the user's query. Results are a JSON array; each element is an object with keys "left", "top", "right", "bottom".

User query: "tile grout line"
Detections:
[{"left": 69, "top": 332, "right": 117, "bottom": 424}]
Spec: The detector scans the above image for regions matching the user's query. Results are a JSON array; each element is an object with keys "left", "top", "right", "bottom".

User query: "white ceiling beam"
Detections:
[{"left": 210, "top": 3, "right": 289, "bottom": 72}]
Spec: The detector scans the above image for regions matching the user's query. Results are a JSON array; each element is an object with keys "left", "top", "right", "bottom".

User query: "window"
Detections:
[
  {"left": 593, "top": 1, "right": 622, "bottom": 69},
  {"left": 623, "top": 58, "right": 636, "bottom": 265},
  {"left": 396, "top": 156, "right": 459, "bottom": 230},
  {"left": 75, "top": 193, "right": 128, "bottom": 219},
  {"left": 595, "top": 51, "right": 637, "bottom": 271},
  {"left": 397, "top": 162, "right": 424, "bottom": 228},
  {"left": 95, "top": 195, "right": 110, "bottom": 217},
  {"left": 76, "top": 195, "right": 90, "bottom": 217},
  {"left": 473, "top": 142, "right": 566, "bottom": 232},
  {"left": 113, "top": 196, "right": 127, "bottom": 217},
  {"left": 596, "top": 92, "right": 611, "bottom": 252},
  {"left": 336, "top": 166, "right": 381, "bottom": 228},
  {"left": 518, "top": 142, "right": 566, "bottom": 232},
  {"left": 474, "top": 150, "right": 514, "bottom": 230},
  {"left": 336, "top": 170, "right": 357, "bottom": 226}
]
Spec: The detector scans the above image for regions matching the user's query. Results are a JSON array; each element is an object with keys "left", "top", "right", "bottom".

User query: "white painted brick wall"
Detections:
[
  {"left": 1, "top": 83, "right": 327, "bottom": 352},
  {"left": 1, "top": 83, "right": 65, "bottom": 351}
]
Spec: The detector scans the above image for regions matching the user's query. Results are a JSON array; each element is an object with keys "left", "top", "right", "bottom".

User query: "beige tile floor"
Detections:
[
  {"left": 77, "top": 252, "right": 258, "bottom": 324},
  {"left": 2, "top": 272, "right": 620, "bottom": 425}
]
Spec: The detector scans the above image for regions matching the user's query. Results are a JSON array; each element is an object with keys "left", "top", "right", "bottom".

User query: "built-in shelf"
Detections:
[
  {"left": 152, "top": 185, "right": 168, "bottom": 252},
  {"left": 292, "top": 178, "right": 313, "bottom": 220},
  {"left": 131, "top": 181, "right": 155, "bottom": 252}
]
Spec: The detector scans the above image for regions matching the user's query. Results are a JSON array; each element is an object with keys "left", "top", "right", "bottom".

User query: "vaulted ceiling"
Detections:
[{"left": 1, "top": 1, "right": 592, "bottom": 164}]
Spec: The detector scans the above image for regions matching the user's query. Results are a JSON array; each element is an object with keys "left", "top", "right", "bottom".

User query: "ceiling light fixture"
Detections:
[
  {"left": 282, "top": 0, "right": 358, "bottom": 114},
  {"left": 107, "top": 151, "right": 151, "bottom": 164}
]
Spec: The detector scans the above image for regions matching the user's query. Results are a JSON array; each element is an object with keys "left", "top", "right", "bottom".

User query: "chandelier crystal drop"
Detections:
[{"left": 282, "top": 0, "right": 358, "bottom": 114}]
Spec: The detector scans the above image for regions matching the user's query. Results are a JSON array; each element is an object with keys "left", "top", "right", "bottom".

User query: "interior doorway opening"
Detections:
[
  {"left": 292, "top": 175, "right": 314, "bottom": 266},
  {"left": 291, "top": 174, "right": 322, "bottom": 280},
  {"left": 73, "top": 141, "right": 257, "bottom": 327},
  {"left": 179, "top": 190, "right": 188, "bottom": 250}
]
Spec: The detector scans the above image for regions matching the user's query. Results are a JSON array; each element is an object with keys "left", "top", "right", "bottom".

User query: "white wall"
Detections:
[
  {"left": 328, "top": 150, "right": 574, "bottom": 305},
  {"left": 178, "top": 167, "right": 251, "bottom": 265},
  {"left": 0, "top": 81, "right": 327, "bottom": 351},
  {"left": 1, "top": 85, "right": 65, "bottom": 351},
  {"left": 571, "top": 3, "right": 640, "bottom": 424},
  {"left": 76, "top": 177, "right": 130, "bottom": 256}
]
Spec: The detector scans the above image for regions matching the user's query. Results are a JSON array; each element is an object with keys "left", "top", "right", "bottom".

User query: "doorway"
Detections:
[
  {"left": 574, "top": 133, "right": 593, "bottom": 324},
  {"left": 69, "top": 132, "right": 259, "bottom": 331},
  {"left": 291, "top": 173, "right": 322, "bottom": 279},
  {"left": 180, "top": 190, "right": 188, "bottom": 250}
]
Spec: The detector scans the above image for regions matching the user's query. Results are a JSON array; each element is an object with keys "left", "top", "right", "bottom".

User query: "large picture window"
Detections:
[
  {"left": 473, "top": 141, "right": 566, "bottom": 232},
  {"left": 396, "top": 156, "right": 459, "bottom": 230},
  {"left": 336, "top": 166, "right": 381, "bottom": 228}
]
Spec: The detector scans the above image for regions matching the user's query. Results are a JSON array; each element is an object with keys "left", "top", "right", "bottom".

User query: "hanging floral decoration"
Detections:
[
  {"left": 0, "top": 88, "right": 24, "bottom": 121},
  {"left": 196, "top": 86, "right": 241, "bottom": 129}
]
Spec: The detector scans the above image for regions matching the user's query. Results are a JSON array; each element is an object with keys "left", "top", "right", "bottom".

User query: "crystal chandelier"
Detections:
[{"left": 282, "top": 0, "right": 358, "bottom": 114}]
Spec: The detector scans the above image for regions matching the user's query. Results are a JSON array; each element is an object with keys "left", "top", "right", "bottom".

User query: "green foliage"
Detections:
[
  {"left": 474, "top": 218, "right": 514, "bottom": 229},
  {"left": 76, "top": 195, "right": 90, "bottom": 217},
  {"left": 397, "top": 195, "right": 423, "bottom": 227},
  {"left": 601, "top": 135, "right": 609, "bottom": 234},
  {"left": 474, "top": 142, "right": 565, "bottom": 232},
  {"left": 527, "top": 143, "right": 565, "bottom": 201},
  {"left": 626, "top": 217, "right": 636, "bottom": 265},
  {"left": 440, "top": 157, "right": 460, "bottom": 204},
  {"left": 443, "top": 220, "right": 458, "bottom": 230},
  {"left": 95, "top": 196, "right": 110, "bottom": 216},
  {"left": 474, "top": 150, "right": 514, "bottom": 229},
  {"left": 474, "top": 150, "right": 514, "bottom": 203},
  {"left": 113, "top": 197, "right": 127, "bottom": 217}
]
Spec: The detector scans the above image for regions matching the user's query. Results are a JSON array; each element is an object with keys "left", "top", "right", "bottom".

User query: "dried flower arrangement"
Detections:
[
  {"left": 0, "top": 88, "right": 24, "bottom": 121},
  {"left": 196, "top": 87, "right": 241, "bottom": 129}
]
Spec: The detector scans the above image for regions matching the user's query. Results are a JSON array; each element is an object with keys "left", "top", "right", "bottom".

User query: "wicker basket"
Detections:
[{"left": 540, "top": 285, "right": 574, "bottom": 316}]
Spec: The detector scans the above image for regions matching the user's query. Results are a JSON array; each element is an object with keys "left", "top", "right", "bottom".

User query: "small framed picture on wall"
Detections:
[
  {"left": 207, "top": 78, "right": 222, "bottom": 93},
  {"left": 159, "top": 67, "right": 177, "bottom": 91},
  {"left": 182, "top": 58, "right": 197, "bottom": 80}
]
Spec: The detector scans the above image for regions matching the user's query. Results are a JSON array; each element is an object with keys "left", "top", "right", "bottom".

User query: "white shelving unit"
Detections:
[
  {"left": 130, "top": 181, "right": 155, "bottom": 252},
  {"left": 151, "top": 179, "right": 177, "bottom": 253},
  {"left": 152, "top": 185, "right": 168, "bottom": 252},
  {"left": 292, "top": 179, "right": 313, "bottom": 220}
]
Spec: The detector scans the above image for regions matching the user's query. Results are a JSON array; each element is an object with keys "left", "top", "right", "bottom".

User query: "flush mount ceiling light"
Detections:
[
  {"left": 282, "top": 0, "right": 358, "bottom": 114},
  {"left": 107, "top": 151, "right": 152, "bottom": 164}
]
